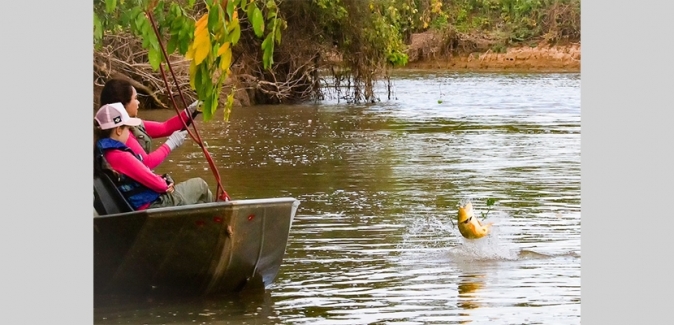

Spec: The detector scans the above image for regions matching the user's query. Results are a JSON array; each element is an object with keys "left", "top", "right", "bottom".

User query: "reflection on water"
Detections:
[
  {"left": 95, "top": 290, "right": 277, "bottom": 324},
  {"left": 457, "top": 272, "right": 485, "bottom": 324},
  {"left": 95, "top": 71, "right": 580, "bottom": 324}
]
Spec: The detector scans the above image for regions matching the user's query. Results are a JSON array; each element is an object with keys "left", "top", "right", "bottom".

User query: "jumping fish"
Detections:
[{"left": 457, "top": 201, "right": 493, "bottom": 239}]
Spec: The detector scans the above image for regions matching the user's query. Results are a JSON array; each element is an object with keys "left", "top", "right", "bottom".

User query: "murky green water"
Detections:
[{"left": 95, "top": 71, "right": 581, "bottom": 324}]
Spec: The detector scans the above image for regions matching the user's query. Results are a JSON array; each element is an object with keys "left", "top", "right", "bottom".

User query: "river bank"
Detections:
[{"left": 404, "top": 44, "right": 580, "bottom": 72}]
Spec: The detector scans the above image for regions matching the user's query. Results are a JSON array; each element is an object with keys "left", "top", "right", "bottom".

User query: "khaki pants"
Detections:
[{"left": 148, "top": 177, "right": 214, "bottom": 208}]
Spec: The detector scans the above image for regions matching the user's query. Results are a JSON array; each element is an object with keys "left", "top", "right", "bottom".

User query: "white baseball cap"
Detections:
[{"left": 95, "top": 102, "right": 142, "bottom": 130}]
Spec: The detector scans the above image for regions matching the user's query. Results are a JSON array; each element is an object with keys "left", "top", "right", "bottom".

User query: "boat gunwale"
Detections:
[{"left": 94, "top": 197, "right": 299, "bottom": 219}]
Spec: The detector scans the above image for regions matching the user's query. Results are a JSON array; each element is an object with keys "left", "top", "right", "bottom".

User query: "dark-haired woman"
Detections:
[{"left": 99, "top": 77, "right": 202, "bottom": 169}]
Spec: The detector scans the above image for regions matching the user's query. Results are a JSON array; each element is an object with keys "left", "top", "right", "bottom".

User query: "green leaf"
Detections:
[
  {"left": 94, "top": 14, "right": 103, "bottom": 41},
  {"left": 202, "top": 97, "right": 212, "bottom": 121},
  {"left": 167, "top": 35, "right": 178, "bottom": 54},
  {"left": 142, "top": 19, "right": 152, "bottom": 38},
  {"left": 208, "top": 4, "right": 221, "bottom": 34},
  {"left": 188, "top": 0, "right": 196, "bottom": 8},
  {"left": 178, "top": 35, "right": 190, "bottom": 54},
  {"left": 148, "top": 47, "right": 161, "bottom": 71},
  {"left": 261, "top": 34, "right": 269, "bottom": 51},
  {"left": 105, "top": 0, "right": 117, "bottom": 13},
  {"left": 135, "top": 12, "right": 145, "bottom": 31},
  {"left": 230, "top": 22, "right": 241, "bottom": 44},
  {"left": 251, "top": 7, "right": 264, "bottom": 37},
  {"left": 267, "top": 10, "right": 276, "bottom": 22},
  {"left": 178, "top": 23, "right": 187, "bottom": 38},
  {"left": 209, "top": 92, "right": 219, "bottom": 117},
  {"left": 486, "top": 198, "right": 497, "bottom": 206},
  {"left": 170, "top": 16, "right": 182, "bottom": 31},
  {"left": 199, "top": 65, "right": 213, "bottom": 98},
  {"left": 262, "top": 42, "right": 273, "bottom": 69},
  {"left": 274, "top": 18, "right": 282, "bottom": 44},
  {"left": 226, "top": 0, "right": 236, "bottom": 21},
  {"left": 169, "top": 3, "right": 179, "bottom": 16},
  {"left": 149, "top": 35, "right": 160, "bottom": 52},
  {"left": 246, "top": 2, "right": 256, "bottom": 20},
  {"left": 151, "top": 3, "right": 163, "bottom": 23},
  {"left": 194, "top": 66, "right": 205, "bottom": 98},
  {"left": 122, "top": 7, "right": 140, "bottom": 26}
]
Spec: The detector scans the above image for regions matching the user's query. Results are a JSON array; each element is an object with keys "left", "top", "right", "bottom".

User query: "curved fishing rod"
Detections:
[{"left": 146, "top": 10, "right": 231, "bottom": 202}]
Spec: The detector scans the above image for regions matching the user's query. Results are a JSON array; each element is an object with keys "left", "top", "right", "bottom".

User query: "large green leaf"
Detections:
[
  {"left": 226, "top": 0, "right": 236, "bottom": 21},
  {"left": 135, "top": 12, "right": 145, "bottom": 32},
  {"left": 149, "top": 34, "right": 160, "bottom": 52},
  {"left": 178, "top": 35, "right": 190, "bottom": 54},
  {"left": 208, "top": 4, "right": 221, "bottom": 34},
  {"left": 166, "top": 35, "right": 178, "bottom": 54},
  {"left": 262, "top": 34, "right": 274, "bottom": 69},
  {"left": 208, "top": 92, "right": 219, "bottom": 119},
  {"left": 274, "top": 21, "right": 282, "bottom": 44},
  {"left": 194, "top": 65, "right": 205, "bottom": 98},
  {"left": 230, "top": 21, "right": 241, "bottom": 44},
  {"left": 105, "top": 0, "right": 117, "bottom": 13},
  {"left": 251, "top": 7, "right": 264, "bottom": 37},
  {"left": 148, "top": 47, "right": 161, "bottom": 71},
  {"left": 246, "top": 2, "right": 256, "bottom": 21},
  {"left": 261, "top": 34, "right": 270, "bottom": 52},
  {"left": 94, "top": 14, "right": 103, "bottom": 41},
  {"left": 202, "top": 97, "right": 213, "bottom": 121},
  {"left": 196, "top": 64, "right": 213, "bottom": 100}
]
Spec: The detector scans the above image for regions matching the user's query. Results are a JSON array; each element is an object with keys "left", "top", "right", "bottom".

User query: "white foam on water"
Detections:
[
  {"left": 398, "top": 205, "right": 525, "bottom": 262},
  {"left": 445, "top": 210, "right": 521, "bottom": 262},
  {"left": 397, "top": 205, "right": 575, "bottom": 264},
  {"left": 398, "top": 211, "right": 456, "bottom": 251}
]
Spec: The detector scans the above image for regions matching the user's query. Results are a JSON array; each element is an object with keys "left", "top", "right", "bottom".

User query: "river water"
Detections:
[{"left": 94, "top": 71, "right": 581, "bottom": 325}]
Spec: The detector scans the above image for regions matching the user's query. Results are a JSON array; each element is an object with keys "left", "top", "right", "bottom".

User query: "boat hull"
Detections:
[{"left": 94, "top": 197, "right": 299, "bottom": 296}]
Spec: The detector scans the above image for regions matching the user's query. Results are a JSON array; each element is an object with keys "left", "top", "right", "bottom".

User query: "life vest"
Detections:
[
  {"left": 95, "top": 138, "right": 161, "bottom": 210},
  {"left": 129, "top": 121, "right": 152, "bottom": 153}
]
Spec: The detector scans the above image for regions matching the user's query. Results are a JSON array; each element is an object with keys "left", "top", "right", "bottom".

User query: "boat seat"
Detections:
[{"left": 94, "top": 168, "right": 134, "bottom": 216}]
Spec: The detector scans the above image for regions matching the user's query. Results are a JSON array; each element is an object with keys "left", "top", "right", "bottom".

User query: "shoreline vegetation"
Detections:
[{"left": 94, "top": 0, "right": 580, "bottom": 109}]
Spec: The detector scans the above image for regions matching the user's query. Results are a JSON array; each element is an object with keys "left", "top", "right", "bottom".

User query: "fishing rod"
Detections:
[{"left": 146, "top": 10, "right": 231, "bottom": 202}]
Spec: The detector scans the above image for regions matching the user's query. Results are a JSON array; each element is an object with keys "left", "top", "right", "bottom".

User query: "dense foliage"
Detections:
[{"left": 93, "top": 0, "right": 580, "bottom": 112}]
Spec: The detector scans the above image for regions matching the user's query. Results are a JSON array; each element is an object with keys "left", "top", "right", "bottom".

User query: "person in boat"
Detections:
[
  {"left": 94, "top": 103, "right": 214, "bottom": 210},
  {"left": 99, "top": 77, "right": 202, "bottom": 170}
]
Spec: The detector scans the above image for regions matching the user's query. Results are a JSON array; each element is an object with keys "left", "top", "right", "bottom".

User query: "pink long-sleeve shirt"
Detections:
[
  {"left": 125, "top": 109, "right": 192, "bottom": 170},
  {"left": 104, "top": 148, "right": 169, "bottom": 210}
]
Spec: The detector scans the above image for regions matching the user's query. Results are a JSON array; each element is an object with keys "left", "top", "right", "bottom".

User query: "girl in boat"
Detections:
[
  {"left": 99, "top": 77, "right": 202, "bottom": 170},
  {"left": 94, "top": 103, "right": 213, "bottom": 210}
]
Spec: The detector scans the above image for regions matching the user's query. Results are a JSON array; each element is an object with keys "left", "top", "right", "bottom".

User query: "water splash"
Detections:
[
  {"left": 446, "top": 212, "right": 520, "bottom": 261},
  {"left": 399, "top": 208, "right": 526, "bottom": 261}
]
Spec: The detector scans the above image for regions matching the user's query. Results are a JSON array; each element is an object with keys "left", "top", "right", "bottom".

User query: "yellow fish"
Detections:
[{"left": 457, "top": 201, "right": 493, "bottom": 239}]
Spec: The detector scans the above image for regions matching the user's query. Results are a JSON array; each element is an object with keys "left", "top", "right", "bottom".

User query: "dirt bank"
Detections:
[
  {"left": 403, "top": 31, "right": 580, "bottom": 72},
  {"left": 405, "top": 43, "right": 580, "bottom": 72}
]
